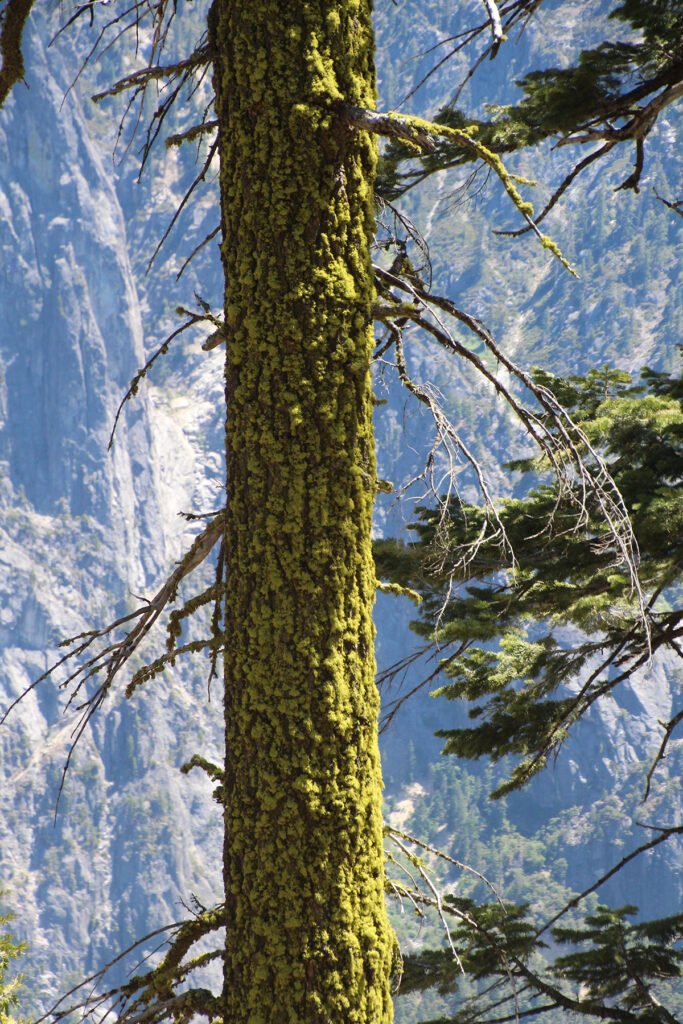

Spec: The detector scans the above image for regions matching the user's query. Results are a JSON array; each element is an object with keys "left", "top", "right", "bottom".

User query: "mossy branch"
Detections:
[
  {"left": 376, "top": 580, "right": 423, "bottom": 605},
  {"left": 35, "top": 906, "right": 224, "bottom": 1024},
  {"left": 166, "top": 119, "right": 218, "bottom": 148},
  {"left": 340, "top": 102, "right": 576, "bottom": 274}
]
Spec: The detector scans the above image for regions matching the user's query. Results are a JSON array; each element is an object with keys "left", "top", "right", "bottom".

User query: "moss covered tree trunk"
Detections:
[{"left": 210, "top": 2, "right": 394, "bottom": 1021}]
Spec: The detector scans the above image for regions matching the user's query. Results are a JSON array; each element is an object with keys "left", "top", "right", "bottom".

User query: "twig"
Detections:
[
  {"left": 653, "top": 187, "right": 683, "bottom": 218},
  {"left": 146, "top": 137, "right": 218, "bottom": 272},
  {"left": 390, "top": 832, "right": 465, "bottom": 971},
  {"left": 91, "top": 47, "right": 213, "bottom": 103},
  {"left": 2, "top": 511, "right": 226, "bottom": 812},
  {"left": 642, "top": 707, "right": 683, "bottom": 801},
  {"left": 537, "top": 824, "right": 683, "bottom": 938}
]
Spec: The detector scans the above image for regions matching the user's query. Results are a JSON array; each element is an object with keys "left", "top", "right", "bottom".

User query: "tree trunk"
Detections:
[{"left": 210, "top": 2, "right": 395, "bottom": 1021}]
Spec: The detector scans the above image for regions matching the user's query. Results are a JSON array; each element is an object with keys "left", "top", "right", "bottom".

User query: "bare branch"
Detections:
[
  {"left": 642, "top": 707, "right": 683, "bottom": 802},
  {"left": 108, "top": 314, "right": 204, "bottom": 450},
  {"left": 537, "top": 824, "right": 683, "bottom": 939},
  {"left": 393, "top": 1, "right": 543, "bottom": 112},
  {"left": 389, "top": 831, "right": 465, "bottom": 971},
  {"left": 386, "top": 826, "right": 505, "bottom": 907},
  {"left": 91, "top": 46, "right": 213, "bottom": 103},
  {"left": 382, "top": 267, "right": 645, "bottom": 626},
  {"left": 495, "top": 142, "right": 615, "bottom": 238},
  {"left": 146, "top": 137, "right": 219, "bottom": 272},
  {"left": 174, "top": 222, "right": 220, "bottom": 280},
  {"left": 378, "top": 642, "right": 469, "bottom": 733},
  {"left": 1, "top": 511, "right": 225, "bottom": 812},
  {"left": 653, "top": 186, "right": 683, "bottom": 218}
]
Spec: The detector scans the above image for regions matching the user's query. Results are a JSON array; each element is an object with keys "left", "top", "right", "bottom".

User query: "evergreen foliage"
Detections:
[
  {"left": 0, "top": 905, "right": 24, "bottom": 1024},
  {"left": 378, "top": 364, "right": 683, "bottom": 1022},
  {"left": 399, "top": 902, "right": 683, "bottom": 1024},
  {"left": 378, "top": 0, "right": 683, "bottom": 208},
  {"left": 376, "top": 361, "right": 683, "bottom": 797}
]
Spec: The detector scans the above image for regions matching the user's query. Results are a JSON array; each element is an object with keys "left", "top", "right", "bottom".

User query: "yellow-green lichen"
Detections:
[
  {"left": 211, "top": 2, "right": 394, "bottom": 1021},
  {"left": 384, "top": 111, "right": 579, "bottom": 273}
]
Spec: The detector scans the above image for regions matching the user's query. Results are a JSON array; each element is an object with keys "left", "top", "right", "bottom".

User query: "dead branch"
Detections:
[
  {"left": 642, "top": 706, "right": 683, "bottom": 802},
  {"left": 378, "top": 642, "right": 469, "bottom": 733},
  {"left": 394, "top": 0, "right": 543, "bottom": 112},
  {"left": 33, "top": 916, "right": 189, "bottom": 1023},
  {"left": 91, "top": 46, "right": 213, "bottom": 103},
  {"left": 555, "top": 80, "right": 683, "bottom": 152},
  {"left": 653, "top": 187, "right": 683, "bottom": 218},
  {"left": 373, "top": 264, "right": 645, "bottom": 636},
  {"left": 108, "top": 313, "right": 208, "bottom": 450},
  {"left": 386, "top": 825, "right": 505, "bottom": 907},
  {"left": 146, "top": 137, "right": 218, "bottom": 272},
  {"left": 481, "top": 0, "right": 504, "bottom": 53},
  {"left": 390, "top": 316, "right": 515, "bottom": 574},
  {"left": 390, "top": 831, "right": 464, "bottom": 971},
  {"left": 55, "top": 2, "right": 163, "bottom": 111},
  {"left": 1, "top": 511, "right": 225, "bottom": 808},
  {"left": 176, "top": 223, "right": 220, "bottom": 282},
  {"left": 536, "top": 824, "right": 683, "bottom": 939},
  {"left": 495, "top": 142, "right": 615, "bottom": 237}
]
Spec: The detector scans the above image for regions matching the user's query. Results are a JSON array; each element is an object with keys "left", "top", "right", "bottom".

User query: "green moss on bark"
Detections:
[{"left": 211, "top": 2, "right": 394, "bottom": 1021}]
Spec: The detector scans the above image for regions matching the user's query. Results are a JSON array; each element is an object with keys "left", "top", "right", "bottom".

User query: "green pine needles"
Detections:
[
  {"left": 376, "top": 361, "right": 683, "bottom": 797},
  {"left": 0, "top": 904, "right": 24, "bottom": 1024}
]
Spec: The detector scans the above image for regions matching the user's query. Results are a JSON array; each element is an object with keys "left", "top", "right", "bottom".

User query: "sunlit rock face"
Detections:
[{"left": 0, "top": 6, "right": 225, "bottom": 1010}]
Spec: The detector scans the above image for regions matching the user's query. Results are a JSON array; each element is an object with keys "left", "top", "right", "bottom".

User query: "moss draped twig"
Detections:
[{"left": 341, "top": 102, "right": 576, "bottom": 273}]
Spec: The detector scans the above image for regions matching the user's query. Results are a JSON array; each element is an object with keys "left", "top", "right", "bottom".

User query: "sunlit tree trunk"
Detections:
[{"left": 210, "top": 1, "right": 395, "bottom": 1020}]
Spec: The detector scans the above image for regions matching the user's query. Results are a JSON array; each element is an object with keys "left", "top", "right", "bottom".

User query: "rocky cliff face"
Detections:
[
  {"left": 0, "top": 0, "right": 680, "bottom": 1016},
  {"left": 0, "top": 3, "right": 225, "bottom": 1007}
]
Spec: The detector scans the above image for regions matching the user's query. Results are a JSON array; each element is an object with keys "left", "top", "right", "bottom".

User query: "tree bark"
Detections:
[{"left": 210, "top": 2, "right": 395, "bottom": 1021}]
